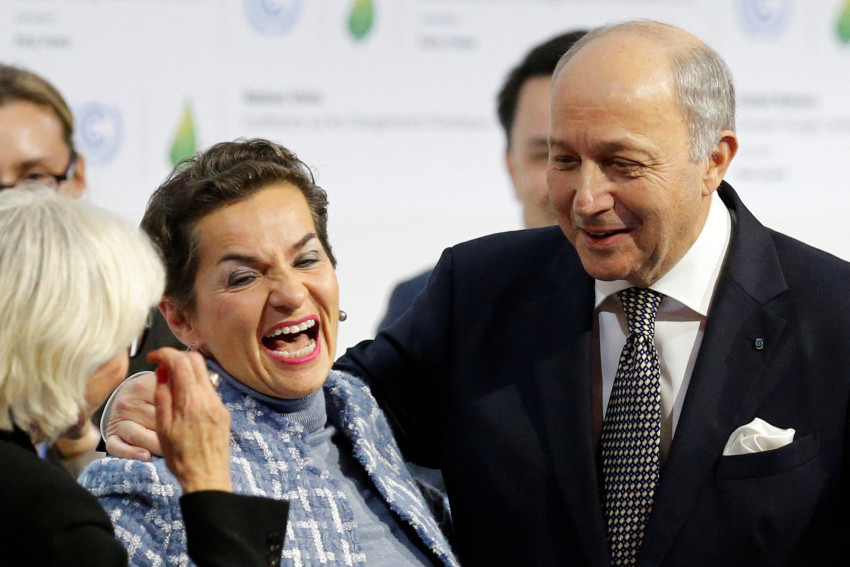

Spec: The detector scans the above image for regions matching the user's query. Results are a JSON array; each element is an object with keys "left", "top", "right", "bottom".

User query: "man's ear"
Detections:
[
  {"left": 505, "top": 147, "right": 522, "bottom": 201},
  {"left": 702, "top": 130, "right": 738, "bottom": 196},
  {"left": 159, "top": 297, "right": 199, "bottom": 349}
]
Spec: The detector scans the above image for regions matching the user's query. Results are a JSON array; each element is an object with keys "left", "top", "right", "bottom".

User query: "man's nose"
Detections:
[{"left": 572, "top": 165, "right": 613, "bottom": 216}]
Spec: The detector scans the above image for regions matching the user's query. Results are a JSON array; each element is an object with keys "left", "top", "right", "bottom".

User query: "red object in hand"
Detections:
[{"left": 156, "top": 366, "right": 169, "bottom": 384}]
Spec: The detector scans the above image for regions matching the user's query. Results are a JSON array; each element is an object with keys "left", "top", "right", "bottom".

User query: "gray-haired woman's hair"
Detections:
[
  {"left": 0, "top": 187, "right": 164, "bottom": 441},
  {"left": 553, "top": 20, "right": 736, "bottom": 162}
]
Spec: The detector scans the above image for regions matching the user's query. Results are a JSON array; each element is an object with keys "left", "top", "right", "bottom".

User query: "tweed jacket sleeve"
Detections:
[
  {"left": 80, "top": 458, "right": 188, "bottom": 565},
  {"left": 79, "top": 457, "right": 288, "bottom": 567}
]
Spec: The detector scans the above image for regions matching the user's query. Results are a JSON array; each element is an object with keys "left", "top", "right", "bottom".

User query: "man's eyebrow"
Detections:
[
  {"left": 526, "top": 137, "right": 549, "bottom": 149},
  {"left": 595, "top": 140, "right": 638, "bottom": 153},
  {"left": 548, "top": 137, "right": 649, "bottom": 154},
  {"left": 216, "top": 232, "right": 319, "bottom": 266},
  {"left": 548, "top": 137, "right": 570, "bottom": 150}
]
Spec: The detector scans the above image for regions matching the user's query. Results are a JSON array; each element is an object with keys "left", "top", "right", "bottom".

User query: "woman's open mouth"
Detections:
[{"left": 262, "top": 317, "right": 321, "bottom": 362}]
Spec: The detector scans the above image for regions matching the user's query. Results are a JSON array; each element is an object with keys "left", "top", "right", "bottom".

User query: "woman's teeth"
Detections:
[
  {"left": 263, "top": 319, "right": 318, "bottom": 359},
  {"left": 276, "top": 338, "right": 316, "bottom": 358},
  {"left": 266, "top": 319, "right": 316, "bottom": 337}
]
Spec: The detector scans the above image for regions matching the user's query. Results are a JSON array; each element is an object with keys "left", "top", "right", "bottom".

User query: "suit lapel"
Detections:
[
  {"left": 527, "top": 243, "right": 610, "bottom": 566},
  {"left": 639, "top": 184, "right": 789, "bottom": 565}
]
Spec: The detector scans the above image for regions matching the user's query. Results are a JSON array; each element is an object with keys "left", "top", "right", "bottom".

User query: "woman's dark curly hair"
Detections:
[{"left": 141, "top": 138, "right": 335, "bottom": 311}]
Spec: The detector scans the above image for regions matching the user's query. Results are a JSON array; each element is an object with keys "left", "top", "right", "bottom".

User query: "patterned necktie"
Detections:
[{"left": 601, "top": 287, "right": 665, "bottom": 566}]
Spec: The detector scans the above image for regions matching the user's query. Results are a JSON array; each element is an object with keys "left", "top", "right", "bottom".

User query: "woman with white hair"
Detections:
[{"left": 0, "top": 187, "right": 290, "bottom": 566}]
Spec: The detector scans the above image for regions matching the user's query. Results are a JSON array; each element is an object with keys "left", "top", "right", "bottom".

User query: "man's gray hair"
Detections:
[
  {"left": 0, "top": 187, "right": 164, "bottom": 441},
  {"left": 553, "top": 20, "right": 735, "bottom": 161}
]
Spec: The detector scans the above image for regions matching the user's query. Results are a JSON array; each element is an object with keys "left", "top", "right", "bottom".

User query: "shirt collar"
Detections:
[{"left": 594, "top": 190, "right": 732, "bottom": 315}]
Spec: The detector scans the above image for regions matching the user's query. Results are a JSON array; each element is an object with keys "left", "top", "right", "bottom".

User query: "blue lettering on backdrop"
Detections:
[
  {"left": 735, "top": 0, "right": 793, "bottom": 39},
  {"left": 243, "top": 0, "right": 304, "bottom": 36},
  {"left": 74, "top": 101, "right": 123, "bottom": 166}
]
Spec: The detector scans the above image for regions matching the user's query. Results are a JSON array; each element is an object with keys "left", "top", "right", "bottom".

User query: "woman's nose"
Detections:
[{"left": 268, "top": 275, "right": 307, "bottom": 310}]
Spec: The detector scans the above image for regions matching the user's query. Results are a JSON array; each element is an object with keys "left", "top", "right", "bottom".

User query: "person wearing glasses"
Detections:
[{"left": 0, "top": 64, "right": 85, "bottom": 196}]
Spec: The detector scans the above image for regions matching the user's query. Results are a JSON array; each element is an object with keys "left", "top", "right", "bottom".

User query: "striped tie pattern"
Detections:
[{"left": 601, "top": 287, "right": 665, "bottom": 566}]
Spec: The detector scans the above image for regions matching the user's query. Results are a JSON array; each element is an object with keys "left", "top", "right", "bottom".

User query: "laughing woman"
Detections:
[{"left": 80, "top": 139, "right": 457, "bottom": 567}]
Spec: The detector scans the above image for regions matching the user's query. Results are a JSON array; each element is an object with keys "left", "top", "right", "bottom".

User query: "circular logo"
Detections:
[
  {"left": 74, "top": 101, "right": 123, "bottom": 166},
  {"left": 735, "top": 0, "right": 793, "bottom": 39},
  {"left": 243, "top": 0, "right": 304, "bottom": 36}
]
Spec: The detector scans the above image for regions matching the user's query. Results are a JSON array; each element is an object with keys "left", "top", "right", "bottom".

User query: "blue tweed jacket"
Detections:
[{"left": 80, "top": 370, "right": 457, "bottom": 567}]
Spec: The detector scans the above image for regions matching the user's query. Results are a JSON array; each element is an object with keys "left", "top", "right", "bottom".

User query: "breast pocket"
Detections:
[{"left": 714, "top": 432, "right": 819, "bottom": 480}]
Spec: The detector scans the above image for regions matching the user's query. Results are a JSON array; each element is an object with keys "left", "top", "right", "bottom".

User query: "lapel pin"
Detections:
[{"left": 753, "top": 337, "right": 764, "bottom": 351}]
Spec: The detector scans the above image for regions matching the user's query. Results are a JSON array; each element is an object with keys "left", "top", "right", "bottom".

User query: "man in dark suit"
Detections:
[{"left": 338, "top": 20, "right": 850, "bottom": 566}]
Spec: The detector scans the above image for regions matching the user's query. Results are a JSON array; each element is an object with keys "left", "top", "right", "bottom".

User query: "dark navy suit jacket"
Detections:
[
  {"left": 378, "top": 268, "right": 433, "bottom": 331},
  {"left": 338, "top": 182, "right": 850, "bottom": 566}
]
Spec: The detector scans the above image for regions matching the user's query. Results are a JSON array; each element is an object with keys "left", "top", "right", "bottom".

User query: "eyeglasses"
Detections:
[
  {"left": 0, "top": 151, "right": 78, "bottom": 191},
  {"left": 128, "top": 313, "right": 153, "bottom": 359}
]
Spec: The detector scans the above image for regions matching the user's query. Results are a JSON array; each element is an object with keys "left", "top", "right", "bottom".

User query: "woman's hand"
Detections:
[{"left": 149, "top": 348, "right": 233, "bottom": 494}]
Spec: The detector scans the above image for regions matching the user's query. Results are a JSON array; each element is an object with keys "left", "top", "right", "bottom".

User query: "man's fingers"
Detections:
[
  {"left": 108, "top": 419, "right": 162, "bottom": 457},
  {"left": 111, "top": 391, "right": 156, "bottom": 430},
  {"left": 104, "top": 433, "right": 151, "bottom": 461}
]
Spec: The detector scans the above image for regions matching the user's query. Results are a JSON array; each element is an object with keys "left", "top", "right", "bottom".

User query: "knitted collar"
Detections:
[{"left": 206, "top": 358, "right": 327, "bottom": 434}]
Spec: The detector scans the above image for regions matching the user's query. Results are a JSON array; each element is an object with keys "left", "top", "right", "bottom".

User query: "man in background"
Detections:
[{"left": 378, "top": 30, "right": 586, "bottom": 329}]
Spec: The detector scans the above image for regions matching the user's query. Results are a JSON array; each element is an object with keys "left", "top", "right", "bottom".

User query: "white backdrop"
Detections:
[{"left": 3, "top": 0, "right": 849, "bottom": 351}]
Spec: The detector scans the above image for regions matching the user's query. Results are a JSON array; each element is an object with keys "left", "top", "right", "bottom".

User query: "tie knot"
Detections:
[{"left": 617, "top": 287, "right": 664, "bottom": 336}]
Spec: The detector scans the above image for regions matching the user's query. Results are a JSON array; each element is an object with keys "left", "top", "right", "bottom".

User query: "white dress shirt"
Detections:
[{"left": 595, "top": 191, "right": 732, "bottom": 460}]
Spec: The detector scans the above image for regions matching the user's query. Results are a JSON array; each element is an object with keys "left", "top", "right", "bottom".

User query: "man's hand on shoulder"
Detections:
[{"left": 102, "top": 371, "right": 161, "bottom": 460}]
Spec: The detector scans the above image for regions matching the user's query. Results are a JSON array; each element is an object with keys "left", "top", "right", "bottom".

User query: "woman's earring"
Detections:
[
  {"left": 339, "top": 310, "right": 348, "bottom": 322},
  {"left": 187, "top": 343, "right": 196, "bottom": 352}
]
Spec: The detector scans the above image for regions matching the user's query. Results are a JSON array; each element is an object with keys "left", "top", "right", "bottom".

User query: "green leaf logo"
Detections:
[
  {"left": 348, "top": 0, "right": 374, "bottom": 41},
  {"left": 839, "top": 0, "right": 850, "bottom": 44},
  {"left": 169, "top": 102, "right": 196, "bottom": 167}
]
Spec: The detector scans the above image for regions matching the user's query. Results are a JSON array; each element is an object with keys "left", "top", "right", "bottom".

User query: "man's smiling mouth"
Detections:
[
  {"left": 584, "top": 227, "right": 629, "bottom": 240},
  {"left": 262, "top": 318, "right": 319, "bottom": 359}
]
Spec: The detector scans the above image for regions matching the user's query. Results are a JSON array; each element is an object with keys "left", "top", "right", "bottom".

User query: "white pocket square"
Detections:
[{"left": 722, "top": 417, "right": 795, "bottom": 456}]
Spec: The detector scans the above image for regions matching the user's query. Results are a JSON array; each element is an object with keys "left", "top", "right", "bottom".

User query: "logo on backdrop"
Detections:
[
  {"left": 244, "top": 0, "right": 304, "bottom": 36},
  {"left": 169, "top": 102, "right": 197, "bottom": 167},
  {"left": 735, "top": 0, "right": 793, "bottom": 39},
  {"left": 837, "top": 0, "right": 850, "bottom": 44},
  {"left": 74, "top": 102, "right": 123, "bottom": 166},
  {"left": 348, "top": 0, "right": 375, "bottom": 41}
]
